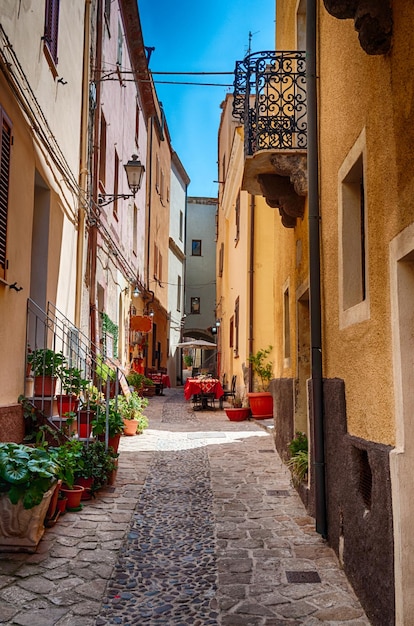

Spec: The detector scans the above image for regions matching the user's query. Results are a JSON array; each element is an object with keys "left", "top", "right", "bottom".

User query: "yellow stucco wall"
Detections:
[{"left": 317, "top": 4, "right": 413, "bottom": 445}]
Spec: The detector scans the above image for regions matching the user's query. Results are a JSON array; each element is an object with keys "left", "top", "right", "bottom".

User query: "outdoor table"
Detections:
[
  {"left": 147, "top": 372, "right": 171, "bottom": 395},
  {"left": 184, "top": 377, "right": 224, "bottom": 410}
]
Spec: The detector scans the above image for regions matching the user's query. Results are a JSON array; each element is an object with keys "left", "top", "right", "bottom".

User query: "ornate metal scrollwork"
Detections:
[{"left": 233, "top": 51, "right": 307, "bottom": 157}]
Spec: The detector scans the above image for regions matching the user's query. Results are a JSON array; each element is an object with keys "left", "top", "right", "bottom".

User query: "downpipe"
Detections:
[{"left": 307, "top": 0, "right": 327, "bottom": 538}]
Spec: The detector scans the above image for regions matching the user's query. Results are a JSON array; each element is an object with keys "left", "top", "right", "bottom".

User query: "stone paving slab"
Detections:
[{"left": 0, "top": 389, "right": 371, "bottom": 625}]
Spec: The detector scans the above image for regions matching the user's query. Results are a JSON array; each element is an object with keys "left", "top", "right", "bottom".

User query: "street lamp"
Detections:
[{"left": 98, "top": 154, "right": 145, "bottom": 206}]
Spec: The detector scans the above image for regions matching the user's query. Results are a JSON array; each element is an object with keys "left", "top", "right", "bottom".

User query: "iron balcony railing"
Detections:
[{"left": 233, "top": 51, "right": 307, "bottom": 156}]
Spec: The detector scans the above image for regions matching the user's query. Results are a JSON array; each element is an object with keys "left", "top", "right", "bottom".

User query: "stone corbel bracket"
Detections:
[
  {"left": 323, "top": 0, "right": 393, "bottom": 55},
  {"left": 242, "top": 151, "right": 307, "bottom": 229}
]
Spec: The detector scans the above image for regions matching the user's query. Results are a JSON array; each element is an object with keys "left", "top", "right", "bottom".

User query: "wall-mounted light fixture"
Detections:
[
  {"left": 98, "top": 154, "right": 145, "bottom": 207},
  {"left": 133, "top": 285, "right": 140, "bottom": 297}
]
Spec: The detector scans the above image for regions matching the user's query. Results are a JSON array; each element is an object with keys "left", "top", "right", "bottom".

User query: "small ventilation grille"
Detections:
[{"left": 286, "top": 570, "right": 321, "bottom": 583}]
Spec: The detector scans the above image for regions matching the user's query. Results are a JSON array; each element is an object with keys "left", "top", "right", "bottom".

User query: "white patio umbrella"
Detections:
[
  {"left": 176, "top": 339, "right": 217, "bottom": 372},
  {"left": 175, "top": 340, "right": 217, "bottom": 349}
]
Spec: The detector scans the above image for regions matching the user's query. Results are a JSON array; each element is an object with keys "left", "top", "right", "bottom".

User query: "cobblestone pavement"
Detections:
[{"left": 0, "top": 389, "right": 371, "bottom": 625}]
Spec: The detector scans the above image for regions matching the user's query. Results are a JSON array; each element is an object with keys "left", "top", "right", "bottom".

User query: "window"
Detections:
[
  {"left": 158, "top": 252, "right": 163, "bottom": 283},
  {"left": 0, "top": 107, "right": 12, "bottom": 281},
  {"left": 338, "top": 130, "right": 369, "bottom": 328},
  {"left": 154, "top": 243, "right": 158, "bottom": 278},
  {"left": 234, "top": 297, "right": 239, "bottom": 356},
  {"left": 296, "top": 0, "right": 306, "bottom": 50},
  {"left": 155, "top": 155, "right": 160, "bottom": 192},
  {"left": 99, "top": 113, "right": 107, "bottom": 190},
  {"left": 116, "top": 20, "right": 123, "bottom": 69},
  {"left": 160, "top": 169, "right": 165, "bottom": 203},
  {"left": 229, "top": 316, "right": 234, "bottom": 348},
  {"left": 43, "top": 0, "right": 60, "bottom": 73},
  {"left": 191, "top": 297, "right": 200, "bottom": 314},
  {"left": 235, "top": 192, "right": 240, "bottom": 243},
  {"left": 104, "top": 0, "right": 111, "bottom": 25},
  {"left": 284, "top": 287, "right": 291, "bottom": 360},
  {"left": 135, "top": 103, "right": 140, "bottom": 147},
  {"left": 179, "top": 211, "right": 183, "bottom": 241},
  {"left": 342, "top": 155, "right": 366, "bottom": 309},
  {"left": 113, "top": 150, "right": 119, "bottom": 219},
  {"left": 133, "top": 204, "right": 137, "bottom": 255},
  {"left": 192, "top": 239, "right": 201, "bottom": 256},
  {"left": 219, "top": 243, "right": 224, "bottom": 277},
  {"left": 177, "top": 275, "right": 181, "bottom": 311}
]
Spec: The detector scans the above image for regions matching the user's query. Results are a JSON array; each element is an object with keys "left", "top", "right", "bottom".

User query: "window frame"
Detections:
[
  {"left": 192, "top": 239, "right": 202, "bottom": 256},
  {"left": 191, "top": 297, "right": 200, "bottom": 314},
  {"left": 43, "top": 0, "right": 60, "bottom": 76}
]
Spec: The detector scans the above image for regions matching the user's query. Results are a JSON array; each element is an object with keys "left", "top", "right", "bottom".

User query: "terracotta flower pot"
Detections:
[
  {"left": 33, "top": 375, "right": 57, "bottom": 397},
  {"left": 60, "top": 485, "right": 85, "bottom": 511},
  {"left": 56, "top": 394, "right": 79, "bottom": 418},
  {"left": 247, "top": 392, "right": 273, "bottom": 419},
  {"left": 78, "top": 410, "right": 94, "bottom": 439},
  {"left": 56, "top": 497, "right": 68, "bottom": 515},
  {"left": 75, "top": 477, "right": 94, "bottom": 500},
  {"left": 123, "top": 418, "right": 139, "bottom": 436},
  {"left": 225, "top": 407, "right": 251, "bottom": 421}
]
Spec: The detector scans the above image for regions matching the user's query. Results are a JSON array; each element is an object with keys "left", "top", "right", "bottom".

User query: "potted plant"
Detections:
[
  {"left": 118, "top": 391, "right": 149, "bottom": 435},
  {"left": 56, "top": 366, "right": 89, "bottom": 418},
  {"left": 287, "top": 431, "right": 309, "bottom": 487},
  {"left": 75, "top": 440, "right": 119, "bottom": 498},
  {"left": 247, "top": 345, "right": 274, "bottom": 419},
  {"left": 27, "top": 348, "right": 66, "bottom": 397},
  {"left": 224, "top": 393, "right": 251, "bottom": 421},
  {"left": 0, "top": 442, "right": 59, "bottom": 551},
  {"left": 142, "top": 377, "right": 156, "bottom": 397},
  {"left": 50, "top": 439, "right": 85, "bottom": 510},
  {"left": 183, "top": 354, "right": 193, "bottom": 369},
  {"left": 78, "top": 384, "right": 103, "bottom": 439},
  {"left": 91, "top": 399, "right": 124, "bottom": 451},
  {"left": 126, "top": 371, "right": 146, "bottom": 394}
]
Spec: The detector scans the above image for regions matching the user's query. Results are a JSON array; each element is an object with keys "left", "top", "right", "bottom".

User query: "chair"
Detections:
[{"left": 219, "top": 375, "right": 236, "bottom": 409}]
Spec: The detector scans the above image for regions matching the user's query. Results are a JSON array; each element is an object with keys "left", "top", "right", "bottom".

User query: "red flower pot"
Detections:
[
  {"left": 60, "top": 485, "right": 85, "bottom": 510},
  {"left": 225, "top": 408, "right": 251, "bottom": 421},
  {"left": 56, "top": 394, "right": 79, "bottom": 417},
  {"left": 247, "top": 392, "right": 273, "bottom": 419}
]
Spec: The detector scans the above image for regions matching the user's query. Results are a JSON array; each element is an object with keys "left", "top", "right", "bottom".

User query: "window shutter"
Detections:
[
  {"left": 44, "top": 0, "right": 60, "bottom": 65},
  {"left": 0, "top": 111, "right": 11, "bottom": 278}
]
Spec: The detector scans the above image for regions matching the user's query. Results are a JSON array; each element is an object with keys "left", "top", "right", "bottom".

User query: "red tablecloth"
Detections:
[
  {"left": 184, "top": 378, "right": 224, "bottom": 401},
  {"left": 148, "top": 373, "right": 171, "bottom": 388}
]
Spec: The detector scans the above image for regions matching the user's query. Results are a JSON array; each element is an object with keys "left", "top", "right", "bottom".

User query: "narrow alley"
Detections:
[{"left": 0, "top": 390, "right": 370, "bottom": 626}]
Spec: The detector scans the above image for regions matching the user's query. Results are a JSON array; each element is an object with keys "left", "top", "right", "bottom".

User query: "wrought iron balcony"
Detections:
[{"left": 233, "top": 51, "right": 307, "bottom": 228}]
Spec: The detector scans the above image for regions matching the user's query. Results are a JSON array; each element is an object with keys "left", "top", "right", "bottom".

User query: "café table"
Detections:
[
  {"left": 184, "top": 377, "right": 224, "bottom": 410},
  {"left": 147, "top": 372, "right": 171, "bottom": 395}
]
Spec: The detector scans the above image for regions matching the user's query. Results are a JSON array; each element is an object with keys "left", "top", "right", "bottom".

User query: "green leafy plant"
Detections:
[
  {"left": 27, "top": 348, "right": 66, "bottom": 378},
  {"left": 59, "top": 366, "right": 89, "bottom": 396},
  {"left": 95, "top": 355, "right": 116, "bottom": 382},
  {"left": 183, "top": 354, "right": 193, "bottom": 367},
  {"left": 247, "top": 346, "right": 273, "bottom": 391},
  {"left": 75, "top": 441, "right": 118, "bottom": 492},
  {"left": 91, "top": 400, "right": 124, "bottom": 437},
  {"left": 50, "top": 439, "right": 84, "bottom": 489},
  {"left": 0, "top": 443, "right": 59, "bottom": 509},
  {"left": 126, "top": 371, "right": 146, "bottom": 391},
  {"left": 117, "top": 391, "right": 148, "bottom": 421},
  {"left": 287, "top": 431, "right": 309, "bottom": 486}
]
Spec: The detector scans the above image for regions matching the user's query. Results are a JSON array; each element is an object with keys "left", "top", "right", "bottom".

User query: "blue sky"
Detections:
[{"left": 138, "top": 0, "right": 276, "bottom": 198}]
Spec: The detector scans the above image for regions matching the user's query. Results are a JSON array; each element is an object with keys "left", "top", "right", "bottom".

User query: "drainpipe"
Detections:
[
  {"left": 307, "top": 0, "right": 327, "bottom": 538},
  {"left": 248, "top": 194, "right": 255, "bottom": 391},
  {"left": 75, "top": 0, "right": 91, "bottom": 328}
]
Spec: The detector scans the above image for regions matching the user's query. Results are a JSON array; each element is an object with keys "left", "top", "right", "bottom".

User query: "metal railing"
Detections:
[
  {"left": 24, "top": 299, "right": 122, "bottom": 446},
  {"left": 233, "top": 51, "right": 307, "bottom": 156}
]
